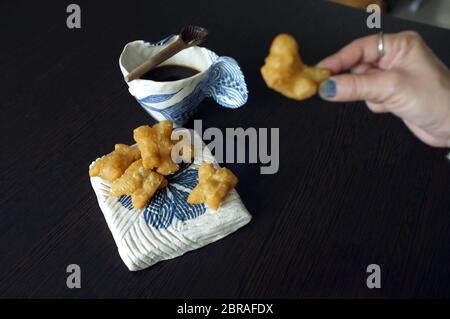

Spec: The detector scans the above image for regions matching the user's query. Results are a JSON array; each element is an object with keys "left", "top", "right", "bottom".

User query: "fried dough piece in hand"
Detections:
[
  {"left": 89, "top": 144, "right": 141, "bottom": 182},
  {"left": 133, "top": 121, "right": 179, "bottom": 176},
  {"left": 188, "top": 163, "right": 238, "bottom": 211},
  {"left": 110, "top": 159, "right": 167, "bottom": 209},
  {"left": 261, "top": 33, "right": 330, "bottom": 100}
]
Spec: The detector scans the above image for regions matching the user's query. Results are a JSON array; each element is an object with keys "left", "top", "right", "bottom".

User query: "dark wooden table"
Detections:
[{"left": 1, "top": 0, "right": 450, "bottom": 298}]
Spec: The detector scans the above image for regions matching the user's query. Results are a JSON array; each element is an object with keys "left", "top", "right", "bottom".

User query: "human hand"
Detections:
[{"left": 318, "top": 31, "right": 450, "bottom": 147}]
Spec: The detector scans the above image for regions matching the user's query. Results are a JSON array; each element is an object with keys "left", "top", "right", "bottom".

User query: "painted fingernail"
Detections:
[{"left": 319, "top": 79, "right": 337, "bottom": 99}]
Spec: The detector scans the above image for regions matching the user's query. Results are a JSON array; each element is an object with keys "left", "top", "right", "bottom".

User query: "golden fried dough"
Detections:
[
  {"left": 261, "top": 33, "right": 330, "bottom": 100},
  {"left": 89, "top": 144, "right": 141, "bottom": 182},
  {"left": 133, "top": 121, "right": 179, "bottom": 176},
  {"left": 110, "top": 159, "right": 167, "bottom": 209},
  {"left": 188, "top": 163, "right": 238, "bottom": 211}
]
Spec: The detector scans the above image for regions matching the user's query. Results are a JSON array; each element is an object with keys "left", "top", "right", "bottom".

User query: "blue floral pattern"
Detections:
[
  {"left": 139, "top": 88, "right": 183, "bottom": 104},
  {"left": 117, "top": 162, "right": 206, "bottom": 229}
]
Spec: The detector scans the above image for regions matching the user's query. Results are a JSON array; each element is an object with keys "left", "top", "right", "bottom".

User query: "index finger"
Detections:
[{"left": 318, "top": 34, "right": 383, "bottom": 74}]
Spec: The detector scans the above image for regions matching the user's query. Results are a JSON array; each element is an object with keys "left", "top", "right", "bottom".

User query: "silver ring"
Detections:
[{"left": 377, "top": 31, "right": 385, "bottom": 58}]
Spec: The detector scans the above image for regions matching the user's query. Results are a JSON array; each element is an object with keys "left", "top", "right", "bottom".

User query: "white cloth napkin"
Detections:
[{"left": 90, "top": 129, "right": 252, "bottom": 271}]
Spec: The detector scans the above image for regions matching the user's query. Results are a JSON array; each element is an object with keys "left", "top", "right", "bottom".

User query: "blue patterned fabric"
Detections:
[
  {"left": 118, "top": 162, "right": 206, "bottom": 229},
  {"left": 139, "top": 88, "right": 183, "bottom": 104}
]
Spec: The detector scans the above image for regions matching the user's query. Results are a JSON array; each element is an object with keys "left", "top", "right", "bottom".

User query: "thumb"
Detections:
[{"left": 319, "top": 72, "right": 394, "bottom": 103}]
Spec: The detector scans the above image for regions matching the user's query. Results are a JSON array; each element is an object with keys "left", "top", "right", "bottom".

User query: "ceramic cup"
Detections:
[{"left": 119, "top": 35, "right": 248, "bottom": 126}]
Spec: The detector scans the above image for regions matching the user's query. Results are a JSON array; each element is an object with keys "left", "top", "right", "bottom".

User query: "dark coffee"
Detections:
[{"left": 141, "top": 64, "right": 200, "bottom": 82}]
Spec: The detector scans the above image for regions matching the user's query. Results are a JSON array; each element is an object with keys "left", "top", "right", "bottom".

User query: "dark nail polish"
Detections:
[{"left": 319, "top": 80, "right": 337, "bottom": 99}]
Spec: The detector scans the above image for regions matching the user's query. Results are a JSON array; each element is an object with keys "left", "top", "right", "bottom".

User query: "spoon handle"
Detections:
[{"left": 125, "top": 37, "right": 187, "bottom": 82}]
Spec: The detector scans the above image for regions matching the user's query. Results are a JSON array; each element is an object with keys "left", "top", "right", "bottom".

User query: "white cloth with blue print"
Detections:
[{"left": 90, "top": 129, "right": 252, "bottom": 271}]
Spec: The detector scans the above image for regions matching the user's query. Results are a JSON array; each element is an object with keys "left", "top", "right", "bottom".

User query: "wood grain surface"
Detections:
[{"left": 1, "top": 0, "right": 450, "bottom": 298}]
